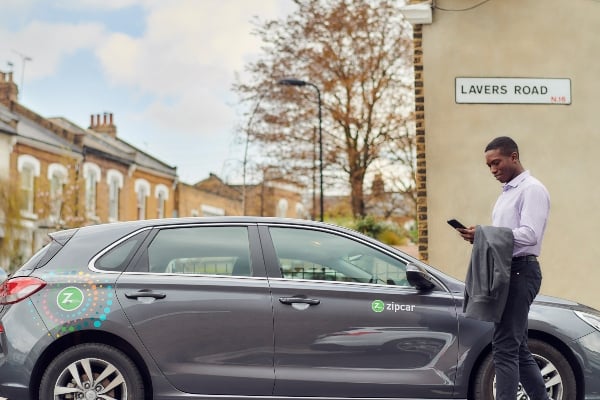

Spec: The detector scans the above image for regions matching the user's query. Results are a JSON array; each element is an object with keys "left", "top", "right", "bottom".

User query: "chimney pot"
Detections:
[
  {"left": 0, "top": 70, "right": 19, "bottom": 102},
  {"left": 89, "top": 111, "right": 117, "bottom": 137}
]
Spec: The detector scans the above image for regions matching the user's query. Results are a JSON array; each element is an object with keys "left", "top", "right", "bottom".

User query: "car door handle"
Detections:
[
  {"left": 279, "top": 297, "right": 320, "bottom": 305},
  {"left": 125, "top": 290, "right": 166, "bottom": 299}
]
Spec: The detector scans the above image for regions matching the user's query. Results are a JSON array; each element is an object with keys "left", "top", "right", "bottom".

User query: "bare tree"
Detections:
[
  {"left": 377, "top": 121, "right": 417, "bottom": 218},
  {"left": 235, "top": 0, "right": 415, "bottom": 218},
  {"left": 0, "top": 179, "right": 23, "bottom": 272}
]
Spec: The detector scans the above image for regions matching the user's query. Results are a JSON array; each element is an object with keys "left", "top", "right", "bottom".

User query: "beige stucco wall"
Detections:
[{"left": 421, "top": 0, "right": 600, "bottom": 309}]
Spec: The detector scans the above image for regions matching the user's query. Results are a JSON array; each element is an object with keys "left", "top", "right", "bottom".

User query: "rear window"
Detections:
[
  {"left": 18, "top": 238, "right": 65, "bottom": 273},
  {"left": 18, "top": 244, "right": 51, "bottom": 271},
  {"left": 146, "top": 226, "right": 252, "bottom": 277},
  {"left": 19, "top": 228, "right": 79, "bottom": 272}
]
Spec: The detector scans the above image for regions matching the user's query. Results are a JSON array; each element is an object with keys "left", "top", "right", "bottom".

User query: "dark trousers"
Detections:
[{"left": 493, "top": 259, "right": 548, "bottom": 400}]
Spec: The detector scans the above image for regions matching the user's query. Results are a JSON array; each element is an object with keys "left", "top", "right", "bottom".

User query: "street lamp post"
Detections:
[{"left": 277, "top": 78, "right": 324, "bottom": 222}]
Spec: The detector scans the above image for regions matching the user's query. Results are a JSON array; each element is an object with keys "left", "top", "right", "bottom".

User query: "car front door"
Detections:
[
  {"left": 115, "top": 224, "right": 274, "bottom": 395},
  {"left": 259, "top": 225, "right": 459, "bottom": 398}
]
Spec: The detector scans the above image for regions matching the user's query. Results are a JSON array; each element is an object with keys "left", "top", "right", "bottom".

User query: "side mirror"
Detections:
[
  {"left": 406, "top": 263, "right": 436, "bottom": 291},
  {"left": 0, "top": 268, "right": 7, "bottom": 284}
]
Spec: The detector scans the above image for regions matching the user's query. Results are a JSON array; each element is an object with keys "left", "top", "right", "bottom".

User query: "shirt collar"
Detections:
[{"left": 502, "top": 170, "right": 530, "bottom": 192}]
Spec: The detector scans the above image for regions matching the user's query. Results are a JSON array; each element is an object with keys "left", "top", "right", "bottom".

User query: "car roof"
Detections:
[
  {"left": 48, "top": 217, "right": 366, "bottom": 253},
  {"left": 65, "top": 216, "right": 347, "bottom": 236}
]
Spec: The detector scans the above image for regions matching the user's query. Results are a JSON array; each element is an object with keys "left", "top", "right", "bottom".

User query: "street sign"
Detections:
[{"left": 455, "top": 77, "right": 571, "bottom": 105}]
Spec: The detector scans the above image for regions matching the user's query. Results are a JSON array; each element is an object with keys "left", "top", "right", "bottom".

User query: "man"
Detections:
[{"left": 458, "top": 136, "right": 550, "bottom": 400}]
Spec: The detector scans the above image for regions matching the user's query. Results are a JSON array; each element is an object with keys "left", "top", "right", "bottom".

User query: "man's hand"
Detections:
[{"left": 457, "top": 226, "right": 475, "bottom": 244}]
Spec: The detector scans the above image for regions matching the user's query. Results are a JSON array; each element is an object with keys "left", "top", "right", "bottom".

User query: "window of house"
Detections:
[
  {"left": 107, "top": 169, "right": 124, "bottom": 222},
  {"left": 295, "top": 202, "right": 305, "bottom": 218},
  {"left": 85, "top": 174, "right": 97, "bottom": 216},
  {"left": 83, "top": 162, "right": 101, "bottom": 218},
  {"left": 20, "top": 165, "right": 35, "bottom": 214},
  {"left": 47, "top": 163, "right": 68, "bottom": 223},
  {"left": 146, "top": 226, "right": 252, "bottom": 276},
  {"left": 137, "top": 186, "right": 147, "bottom": 220},
  {"left": 201, "top": 204, "right": 224, "bottom": 217},
  {"left": 17, "top": 155, "right": 40, "bottom": 216},
  {"left": 269, "top": 227, "right": 409, "bottom": 286},
  {"left": 277, "top": 198, "right": 288, "bottom": 217},
  {"left": 109, "top": 178, "right": 120, "bottom": 221},
  {"left": 157, "top": 192, "right": 165, "bottom": 218},
  {"left": 49, "top": 173, "right": 62, "bottom": 221},
  {"left": 155, "top": 184, "right": 169, "bottom": 219},
  {"left": 135, "top": 179, "right": 150, "bottom": 220}
]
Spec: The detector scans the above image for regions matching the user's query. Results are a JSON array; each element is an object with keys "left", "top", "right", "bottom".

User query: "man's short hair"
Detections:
[{"left": 485, "top": 136, "right": 519, "bottom": 157}]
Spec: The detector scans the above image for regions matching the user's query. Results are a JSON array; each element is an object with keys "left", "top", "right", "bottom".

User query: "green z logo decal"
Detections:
[{"left": 57, "top": 287, "right": 84, "bottom": 312}]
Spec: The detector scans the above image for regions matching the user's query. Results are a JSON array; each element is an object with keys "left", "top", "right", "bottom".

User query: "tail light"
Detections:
[{"left": 0, "top": 277, "right": 46, "bottom": 305}]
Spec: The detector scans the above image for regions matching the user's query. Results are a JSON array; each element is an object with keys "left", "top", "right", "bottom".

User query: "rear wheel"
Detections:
[
  {"left": 472, "top": 339, "right": 576, "bottom": 400},
  {"left": 39, "top": 343, "right": 144, "bottom": 400}
]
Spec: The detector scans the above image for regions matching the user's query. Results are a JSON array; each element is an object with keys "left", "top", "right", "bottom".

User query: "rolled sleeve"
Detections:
[{"left": 513, "top": 185, "right": 550, "bottom": 247}]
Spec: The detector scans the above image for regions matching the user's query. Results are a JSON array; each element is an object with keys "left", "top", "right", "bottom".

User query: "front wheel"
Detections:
[
  {"left": 39, "top": 343, "right": 144, "bottom": 400},
  {"left": 472, "top": 338, "right": 576, "bottom": 400}
]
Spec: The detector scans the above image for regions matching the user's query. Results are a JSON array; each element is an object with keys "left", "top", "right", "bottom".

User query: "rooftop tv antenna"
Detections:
[{"left": 12, "top": 49, "right": 33, "bottom": 101}]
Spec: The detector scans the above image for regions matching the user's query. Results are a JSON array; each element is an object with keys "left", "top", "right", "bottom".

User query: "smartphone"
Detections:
[{"left": 447, "top": 219, "right": 467, "bottom": 230}]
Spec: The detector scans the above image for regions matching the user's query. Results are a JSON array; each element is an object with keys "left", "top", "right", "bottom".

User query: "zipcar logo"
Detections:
[
  {"left": 371, "top": 299, "right": 415, "bottom": 313},
  {"left": 57, "top": 287, "right": 84, "bottom": 312},
  {"left": 371, "top": 300, "right": 385, "bottom": 312}
]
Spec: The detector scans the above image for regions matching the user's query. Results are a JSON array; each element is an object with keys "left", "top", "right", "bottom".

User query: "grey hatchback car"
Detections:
[{"left": 1, "top": 217, "right": 600, "bottom": 400}]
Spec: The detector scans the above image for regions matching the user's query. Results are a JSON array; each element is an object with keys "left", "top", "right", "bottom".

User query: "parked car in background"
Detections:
[{"left": 0, "top": 217, "right": 599, "bottom": 400}]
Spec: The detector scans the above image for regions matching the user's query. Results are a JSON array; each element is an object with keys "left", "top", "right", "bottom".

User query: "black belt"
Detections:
[{"left": 512, "top": 255, "right": 537, "bottom": 262}]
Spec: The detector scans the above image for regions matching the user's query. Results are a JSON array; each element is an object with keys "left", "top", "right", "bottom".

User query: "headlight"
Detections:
[{"left": 574, "top": 311, "right": 600, "bottom": 332}]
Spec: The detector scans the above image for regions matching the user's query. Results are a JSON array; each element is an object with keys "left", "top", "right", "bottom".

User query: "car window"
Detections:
[
  {"left": 269, "top": 227, "right": 408, "bottom": 286},
  {"left": 19, "top": 243, "right": 51, "bottom": 272},
  {"left": 18, "top": 228, "right": 75, "bottom": 273},
  {"left": 147, "top": 226, "right": 252, "bottom": 277},
  {"left": 95, "top": 231, "right": 147, "bottom": 272}
]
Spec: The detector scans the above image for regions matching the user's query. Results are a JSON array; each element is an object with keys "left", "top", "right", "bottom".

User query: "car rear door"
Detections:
[
  {"left": 259, "top": 224, "right": 459, "bottom": 398},
  {"left": 115, "top": 223, "right": 275, "bottom": 395}
]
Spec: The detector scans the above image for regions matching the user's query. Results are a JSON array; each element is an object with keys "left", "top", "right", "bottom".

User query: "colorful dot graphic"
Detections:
[{"left": 29, "top": 271, "right": 115, "bottom": 338}]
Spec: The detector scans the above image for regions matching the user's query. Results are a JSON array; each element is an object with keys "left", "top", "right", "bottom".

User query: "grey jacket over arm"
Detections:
[{"left": 463, "top": 225, "right": 514, "bottom": 323}]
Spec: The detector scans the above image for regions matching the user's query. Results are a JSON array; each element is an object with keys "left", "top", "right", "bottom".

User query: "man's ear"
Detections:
[{"left": 510, "top": 152, "right": 519, "bottom": 162}]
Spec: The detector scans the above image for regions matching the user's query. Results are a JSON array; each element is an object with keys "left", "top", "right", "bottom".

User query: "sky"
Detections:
[{"left": 0, "top": 0, "right": 294, "bottom": 184}]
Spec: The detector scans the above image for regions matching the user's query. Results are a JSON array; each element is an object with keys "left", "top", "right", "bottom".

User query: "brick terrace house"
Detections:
[
  {"left": 0, "top": 70, "right": 177, "bottom": 266},
  {"left": 0, "top": 70, "right": 309, "bottom": 270},
  {"left": 240, "top": 176, "right": 307, "bottom": 219},
  {"left": 177, "top": 173, "right": 307, "bottom": 219},
  {"left": 177, "top": 174, "right": 243, "bottom": 217}
]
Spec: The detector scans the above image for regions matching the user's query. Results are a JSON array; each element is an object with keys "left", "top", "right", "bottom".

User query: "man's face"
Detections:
[{"left": 485, "top": 148, "right": 518, "bottom": 183}]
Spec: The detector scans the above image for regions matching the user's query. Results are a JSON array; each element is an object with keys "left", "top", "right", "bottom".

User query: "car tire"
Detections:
[
  {"left": 39, "top": 343, "right": 144, "bottom": 400},
  {"left": 472, "top": 338, "right": 576, "bottom": 400}
]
